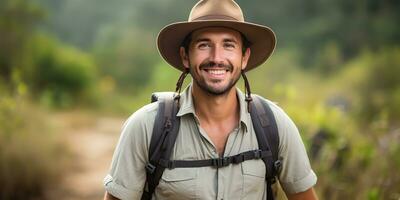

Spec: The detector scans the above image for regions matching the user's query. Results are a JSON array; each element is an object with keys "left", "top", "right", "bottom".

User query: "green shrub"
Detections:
[
  {"left": 93, "top": 28, "right": 159, "bottom": 92},
  {"left": 0, "top": 92, "right": 68, "bottom": 200},
  {"left": 349, "top": 48, "right": 400, "bottom": 124},
  {"left": 26, "top": 34, "right": 98, "bottom": 108}
]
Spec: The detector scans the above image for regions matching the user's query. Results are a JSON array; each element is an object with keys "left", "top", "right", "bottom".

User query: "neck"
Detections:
[{"left": 191, "top": 83, "right": 239, "bottom": 124}]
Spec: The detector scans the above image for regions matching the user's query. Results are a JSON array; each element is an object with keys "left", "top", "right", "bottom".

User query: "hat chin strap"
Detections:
[
  {"left": 174, "top": 69, "right": 190, "bottom": 107},
  {"left": 241, "top": 70, "right": 253, "bottom": 113}
]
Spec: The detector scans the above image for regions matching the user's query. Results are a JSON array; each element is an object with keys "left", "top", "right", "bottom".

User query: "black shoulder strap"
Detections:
[
  {"left": 249, "top": 95, "right": 281, "bottom": 200},
  {"left": 250, "top": 95, "right": 280, "bottom": 165},
  {"left": 141, "top": 94, "right": 280, "bottom": 200},
  {"left": 142, "top": 96, "right": 180, "bottom": 200}
]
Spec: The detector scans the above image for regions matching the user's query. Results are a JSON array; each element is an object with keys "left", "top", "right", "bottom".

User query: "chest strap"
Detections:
[{"left": 156, "top": 149, "right": 274, "bottom": 169}]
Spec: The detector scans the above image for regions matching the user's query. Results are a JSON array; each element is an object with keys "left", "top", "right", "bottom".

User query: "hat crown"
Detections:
[{"left": 188, "top": 0, "right": 244, "bottom": 22}]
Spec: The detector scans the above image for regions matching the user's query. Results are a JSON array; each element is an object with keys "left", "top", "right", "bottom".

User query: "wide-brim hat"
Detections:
[{"left": 157, "top": 0, "right": 276, "bottom": 72}]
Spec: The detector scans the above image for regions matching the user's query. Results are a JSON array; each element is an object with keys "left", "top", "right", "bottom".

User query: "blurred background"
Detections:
[{"left": 1, "top": 0, "right": 399, "bottom": 199}]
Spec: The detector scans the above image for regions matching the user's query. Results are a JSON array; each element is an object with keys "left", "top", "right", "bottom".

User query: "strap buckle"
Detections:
[
  {"left": 211, "top": 157, "right": 230, "bottom": 168},
  {"left": 274, "top": 158, "right": 282, "bottom": 173},
  {"left": 167, "top": 161, "right": 176, "bottom": 169},
  {"left": 253, "top": 149, "right": 262, "bottom": 159},
  {"left": 145, "top": 163, "right": 156, "bottom": 174},
  {"left": 232, "top": 153, "right": 245, "bottom": 164}
]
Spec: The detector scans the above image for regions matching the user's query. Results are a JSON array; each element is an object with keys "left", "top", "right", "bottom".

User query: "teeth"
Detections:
[{"left": 208, "top": 69, "right": 226, "bottom": 75}]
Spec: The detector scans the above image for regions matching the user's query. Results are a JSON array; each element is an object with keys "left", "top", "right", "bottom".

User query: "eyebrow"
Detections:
[
  {"left": 223, "top": 38, "right": 238, "bottom": 43},
  {"left": 193, "top": 37, "right": 239, "bottom": 44},
  {"left": 193, "top": 38, "right": 211, "bottom": 44}
]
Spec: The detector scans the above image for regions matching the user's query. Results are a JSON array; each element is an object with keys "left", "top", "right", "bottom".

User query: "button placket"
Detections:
[{"left": 216, "top": 166, "right": 225, "bottom": 200}]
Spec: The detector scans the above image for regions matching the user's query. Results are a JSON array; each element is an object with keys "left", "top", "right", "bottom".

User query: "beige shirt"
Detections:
[{"left": 104, "top": 85, "right": 317, "bottom": 200}]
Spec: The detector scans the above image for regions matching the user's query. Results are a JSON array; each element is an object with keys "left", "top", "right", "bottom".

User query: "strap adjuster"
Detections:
[
  {"left": 274, "top": 159, "right": 282, "bottom": 172},
  {"left": 253, "top": 150, "right": 262, "bottom": 159},
  {"left": 232, "top": 154, "right": 244, "bottom": 163},
  {"left": 167, "top": 161, "right": 176, "bottom": 169},
  {"left": 145, "top": 163, "right": 156, "bottom": 174},
  {"left": 211, "top": 157, "right": 230, "bottom": 168}
]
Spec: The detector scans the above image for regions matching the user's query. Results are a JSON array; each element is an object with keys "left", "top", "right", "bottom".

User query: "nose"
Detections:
[{"left": 210, "top": 44, "right": 225, "bottom": 64}]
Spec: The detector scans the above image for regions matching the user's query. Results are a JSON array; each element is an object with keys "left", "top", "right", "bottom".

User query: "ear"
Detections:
[
  {"left": 180, "top": 47, "right": 190, "bottom": 69},
  {"left": 241, "top": 48, "right": 251, "bottom": 70}
]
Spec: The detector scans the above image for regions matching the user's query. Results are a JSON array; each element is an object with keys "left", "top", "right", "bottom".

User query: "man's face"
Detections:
[{"left": 180, "top": 27, "right": 250, "bottom": 96}]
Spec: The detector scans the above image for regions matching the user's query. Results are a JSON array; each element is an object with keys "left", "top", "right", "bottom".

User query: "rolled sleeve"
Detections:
[
  {"left": 104, "top": 174, "right": 141, "bottom": 200},
  {"left": 103, "top": 103, "right": 158, "bottom": 200},
  {"left": 280, "top": 169, "right": 317, "bottom": 194},
  {"left": 267, "top": 100, "right": 317, "bottom": 194}
]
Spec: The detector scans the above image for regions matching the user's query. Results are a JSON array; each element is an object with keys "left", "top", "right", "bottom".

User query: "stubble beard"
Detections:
[{"left": 189, "top": 60, "right": 242, "bottom": 96}]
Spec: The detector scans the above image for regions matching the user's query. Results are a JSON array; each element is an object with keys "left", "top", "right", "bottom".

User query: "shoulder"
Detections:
[
  {"left": 252, "top": 95, "right": 301, "bottom": 146},
  {"left": 124, "top": 102, "right": 159, "bottom": 128},
  {"left": 119, "top": 102, "right": 160, "bottom": 146},
  {"left": 252, "top": 94, "right": 294, "bottom": 128}
]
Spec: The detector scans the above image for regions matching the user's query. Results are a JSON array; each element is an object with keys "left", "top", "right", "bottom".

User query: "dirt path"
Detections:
[{"left": 45, "top": 112, "right": 124, "bottom": 200}]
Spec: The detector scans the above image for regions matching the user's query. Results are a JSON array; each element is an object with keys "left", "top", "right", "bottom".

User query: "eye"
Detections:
[
  {"left": 198, "top": 42, "right": 211, "bottom": 49},
  {"left": 224, "top": 43, "right": 236, "bottom": 49}
]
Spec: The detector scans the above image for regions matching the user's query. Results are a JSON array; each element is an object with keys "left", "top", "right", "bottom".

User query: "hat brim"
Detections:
[{"left": 157, "top": 20, "right": 276, "bottom": 72}]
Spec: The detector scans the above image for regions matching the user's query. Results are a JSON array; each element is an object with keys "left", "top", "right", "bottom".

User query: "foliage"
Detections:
[
  {"left": 355, "top": 48, "right": 400, "bottom": 124},
  {"left": 0, "top": 0, "right": 99, "bottom": 108},
  {"left": 0, "top": 2, "right": 68, "bottom": 199},
  {"left": 0, "top": 0, "right": 45, "bottom": 82},
  {"left": 26, "top": 34, "right": 98, "bottom": 108},
  {"left": 0, "top": 90, "right": 68, "bottom": 200},
  {"left": 93, "top": 28, "right": 158, "bottom": 92}
]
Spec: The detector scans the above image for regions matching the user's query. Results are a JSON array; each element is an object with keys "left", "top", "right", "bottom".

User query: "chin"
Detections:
[{"left": 204, "top": 85, "right": 234, "bottom": 96}]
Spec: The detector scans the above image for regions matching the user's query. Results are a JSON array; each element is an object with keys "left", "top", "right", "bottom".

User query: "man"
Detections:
[{"left": 104, "top": 0, "right": 318, "bottom": 199}]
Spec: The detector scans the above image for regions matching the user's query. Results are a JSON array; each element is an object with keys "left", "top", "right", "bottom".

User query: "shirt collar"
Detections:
[{"left": 177, "top": 83, "right": 250, "bottom": 132}]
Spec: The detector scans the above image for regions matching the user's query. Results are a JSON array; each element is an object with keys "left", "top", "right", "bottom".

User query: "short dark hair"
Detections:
[{"left": 181, "top": 31, "right": 252, "bottom": 55}]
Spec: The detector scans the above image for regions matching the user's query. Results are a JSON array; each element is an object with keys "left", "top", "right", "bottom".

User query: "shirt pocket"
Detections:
[
  {"left": 241, "top": 159, "right": 266, "bottom": 199},
  {"left": 156, "top": 168, "right": 198, "bottom": 200}
]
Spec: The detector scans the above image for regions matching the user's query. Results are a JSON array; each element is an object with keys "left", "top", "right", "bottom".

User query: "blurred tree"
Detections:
[
  {"left": 0, "top": 0, "right": 44, "bottom": 84},
  {"left": 26, "top": 34, "right": 98, "bottom": 107},
  {"left": 93, "top": 28, "right": 158, "bottom": 92},
  {"left": 37, "top": 0, "right": 130, "bottom": 49},
  {"left": 355, "top": 48, "right": 400, "bottom": 124},
  {"left": 241, "top": 0, "right": 400, "bottom": 72},
  {"left": 0, "top": 0, "right": 99, "bottom": 107}
]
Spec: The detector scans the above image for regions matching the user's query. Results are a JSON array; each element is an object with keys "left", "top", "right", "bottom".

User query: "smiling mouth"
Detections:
[{"left": 204, "top": 69, "right": 229, "bottom": 75}]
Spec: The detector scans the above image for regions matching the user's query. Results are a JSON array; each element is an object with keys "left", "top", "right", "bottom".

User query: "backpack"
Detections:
[{"left": 141, "top": 92, "right": 282, "bottom": 200}]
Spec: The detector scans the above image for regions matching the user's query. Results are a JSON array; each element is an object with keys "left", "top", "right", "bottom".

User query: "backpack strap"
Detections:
[
  {"left": 141, "top": 96, "right": 180, "bottom": 200},
  {"left": 141, "top": 93, "right": 281, "bottom": 200},
  {"left": 158, "top": 149, "right": 271, "bottom": 169},
  {"left": 249, "top": 95, "right": 281, "bottom": 200}
]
